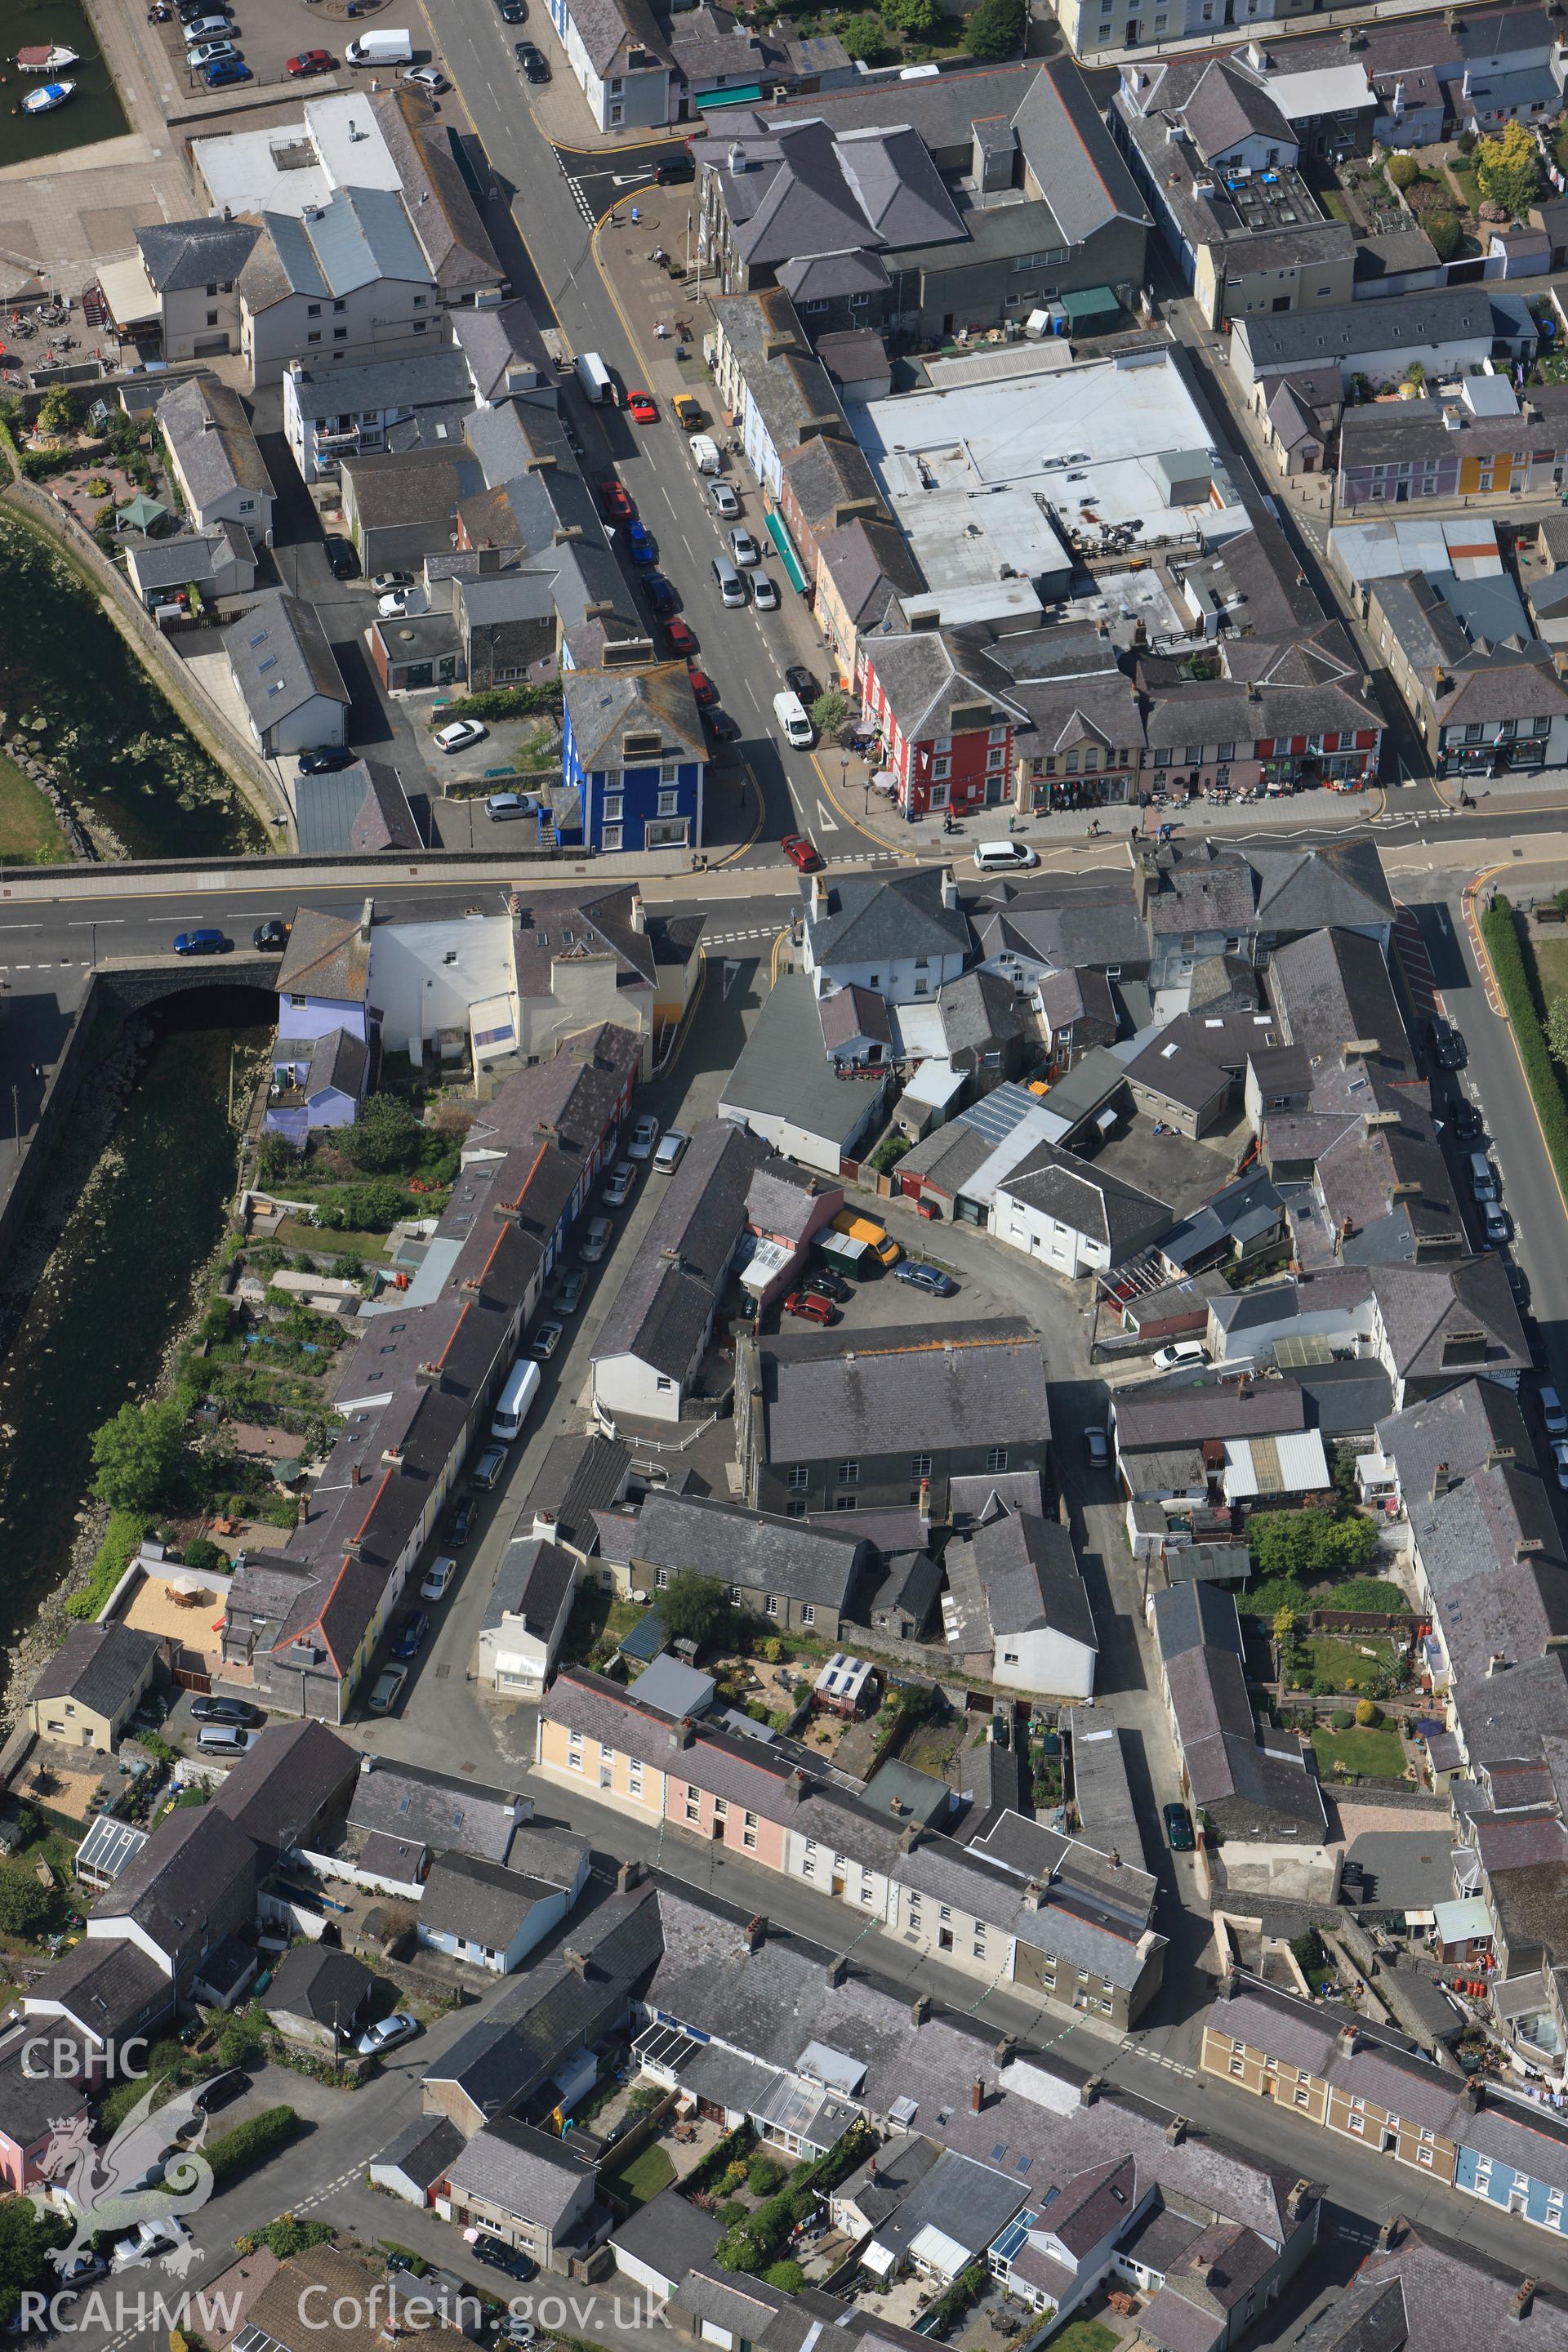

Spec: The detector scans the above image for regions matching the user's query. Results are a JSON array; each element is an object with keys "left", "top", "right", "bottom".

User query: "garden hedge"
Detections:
[
  {"left": 1481, "top": 895, "right": 1568, "bottom": 1200},
  {"left": 207, "top": 2104, "right": 302, "bottom": 2187},
  {"left": 426, "top": 684, "right": 559, "bottom": 724}
]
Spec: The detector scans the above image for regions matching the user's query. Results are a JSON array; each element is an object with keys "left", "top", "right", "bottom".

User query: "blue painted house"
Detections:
[
  {"left": 561, "top": 662, "right": 706, "bottom": 854},
  {"left": 1454, "top": 2094, "right": 1568, "bottom": 2234},
  {"left": 265, "top": 905, "right": 374, "bottom": 1141}
]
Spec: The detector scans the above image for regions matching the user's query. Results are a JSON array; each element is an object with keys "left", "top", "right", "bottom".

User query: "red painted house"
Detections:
[{"left": 856, "top": 630, "right": 1019, "bottom": 820}]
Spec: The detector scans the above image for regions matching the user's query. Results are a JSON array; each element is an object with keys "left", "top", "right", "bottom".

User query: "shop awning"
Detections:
[
  {"left": 765, "top": 508, "right": 808, "bottom": 593},
  {"left": 96, "top": 253, "right": 160, "bottom": 329},
  {"left": 696, "top": 82, "right": 763, "bottom": 107},
  {"left": 1060, "top": 284, "right": 1120, "bottom": 329}
]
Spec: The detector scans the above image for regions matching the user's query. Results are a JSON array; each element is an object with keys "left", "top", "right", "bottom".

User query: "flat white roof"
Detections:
[
  {"left": 853, "top": 350, "right": 1243, "bottom": 571},
  {"left": 193, "top": 93, "right": 399, "bottom": 221},
  {"left": 1265, "top": 63, "right": 1374, "bottom": 121}
]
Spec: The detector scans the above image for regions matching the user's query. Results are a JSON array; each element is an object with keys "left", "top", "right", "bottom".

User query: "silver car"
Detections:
[
  {"left": 579, "top": 1215, "right": 612, "bottom": 1263},
  {"left": 709, "top": 479, "right": 741, "bottom": 519},
  {"left": 728, "top": 527, "right": 760, "bottom": 568}
]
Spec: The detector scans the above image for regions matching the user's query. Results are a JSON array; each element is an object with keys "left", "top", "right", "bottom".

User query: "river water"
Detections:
[
  {"left": 0, "top": 0, "right": 126, "bottom": 170},
  {"left": 0, "top": 513, "right": 268, "bottom": 859},
  {"left": 0, "top": 1005, "right": 268, "bottom": 1642}
]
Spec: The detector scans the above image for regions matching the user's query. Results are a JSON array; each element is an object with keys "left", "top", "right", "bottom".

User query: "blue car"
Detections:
[
  {"left": 203, "top": 56, "right": 252, "bottom": 83},
  {"left": 642, "top": 572, "right": 675, "bottom": 616},
  {"left": 894, "top": 1259, "right": 957, "bottom": 1298},
  {"left": 173, "top": 929, "right": 228, "bottom": 956},
  {"left": 625, "top": 521, "right": 656, "bottom": 566},
  {"left": 391, "top": 1610, "right": 431, "bottom": 1660}
]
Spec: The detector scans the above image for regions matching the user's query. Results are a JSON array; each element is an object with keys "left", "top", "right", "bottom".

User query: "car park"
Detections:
[
  {"left": 804, "top": 1267, "right": 851, "bottom": 1304},
  {"left": 530, "top": 1318, "right": 564, "bottom": 1360},
  {"left": 781, "top": 833, "right": 821, "bottom": 871},
  {"left": 298, "top": 744, "right": 356, "bottom": 774},
  {"left": 653, "top": 1129, "right": 690, "bottom": 1173},
  {"left": 688, "top": 668, "right": 717, "bottom": 706},
  {"left": 252, "top": 918, "right": 290, "bottom": 951},
  {"left": 894, "top": 1259, "right": 957, "bottom": 1298},
  {"left": 553, "top": 1269, "right": 587, "bottom": 1314},
  {"left": 1544, "top": 1387, "right": 1568, "bottom": 1437},
  {"left": 1164, "top": 1802, "right": 1195, "bottom": 1851},
  {"left": 447, "top": 1495, "right": 476, "bottom": 1545},
  {"left": 190, "top": 1695, "right": 261, "bottom": 1726},
  {"left": 470, "top": 1446, "right": 507, "bottom": 1490},
  {"left": 784, "top": 666, "right": 819, "bottom": 705},
  {"left": 485, "top": 791, "right": 536, "bottom": 821},
  {"left": 629, "top": 1114, "right": 660, "bottom": 1159},
  {"left": 174, "top": 929, "right": 227, "bottom": 956},
  {"left": 579, "top": 1216, "right": 613, "bottom": 1263},
  {"left": 182, "top": 14, "right": 230, "bottom": 38},
  {"left": 371, "top": 569, "right": 414, "bottom": 593},
  {"left": 728, "top": 527, "right": 760, "bottom": 567},
  {"left": 709, "top": 479, "right": 741, "bottom": 519},
  {"left": 751, "top": 575, "right": 780, "bottom": 611},
  {"left": 323, "top": 534, "right": 358, "bottom": 579},
  {"left": 357, "top": 2011, "right": 419, "bottom": 2058},
  {"left": 600, "top": 479, "right": 633, "bottom": 519},
  {"left": 369, "top": 1664, "right": 407, "bottom": 1712},
  {"left": 516, "top": 39, "right": 548, "bottom": 75},
  {"left": 663, "top": 615, "right": 697, "bottom": 656},
  {"left": 420, "top": 1556, "right": 457, "bottom": 1601},
  {"left": 627, "top": 390, "right": 658, "bottom": 423},
  {"left": 391, "top": 1609, "right": 431, "bottom": 1659},
  {"left": 401, "top": 63, "right": 447, "bottom": 88},
  {"left": 783, "top": 1289, "right": 835, "bottom": 1325},
  {"left": 434, "top": 719, "right": 487, "bottom": 753},
  {"left": 287, "top": 48, "right": 333, "bottom": 73},
  {"left": 202, "top": 54, "right": 250, "bottom": 81},
  {"left": 625, "top": 521, "right": 656, "bottom": 565},
  {"left": 1084, "top": 1428, "right": 1111, "bottom": 1469},
  {"left": 602, "top": 1160, "right": 636, "bottom": 1206}
]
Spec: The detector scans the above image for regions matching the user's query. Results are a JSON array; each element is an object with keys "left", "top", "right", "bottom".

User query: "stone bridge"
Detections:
[{"left": 95, "top": 951, "right": 284, "bottom": 1010}]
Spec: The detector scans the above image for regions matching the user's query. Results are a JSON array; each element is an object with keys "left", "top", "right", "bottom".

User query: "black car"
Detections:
[
  {"left": 252, "top": 918, "right": 290, "bottom": 953},
  {"left": 1453, "top": 1098, "right": 1484, "bottom": 1142},
  {"left": 805, "top": 1267, "right": 851, "bottom": 1304},
  {"left": 323, "top": 534, "right": 359, "bottom": 580},
  {"left": 189, "top": 1695, "right": 262, "bottom": 1727},
  {"left": 1428, "top": 1018, "right": 1467, "bottom": 1071},
  {"left": 298, "top": 744, "right": 357, "bottom": 775},
  {"left": 653, "top": 154, "right": 694, "bottom": 185},
  {"left": 516, "top": 38, "right": 548, "bottom": 78},
  {"left": 642, "top": 572, "right": 676, "bottom": 617},
  {"left": 706, "top": 709, "right": 740, "bottom": 742},
  {"left": 497, "top": 0, "right": 525, "bottom": 16},
  {"left": 193, "top": 2069, "right": 248, "bottom": 2115},
  {"left": 784, "top": 665, "right": 819, "bottom": 706},
  {"left": 472, "top": 2236, "right": 537, "bottom": 2283},
  {"left": 1508, "top": 1261, "right": 1531, "bottom": 1312},
  {"left": 448, "top": 1495, "right": 476, "bottom": 1547}
]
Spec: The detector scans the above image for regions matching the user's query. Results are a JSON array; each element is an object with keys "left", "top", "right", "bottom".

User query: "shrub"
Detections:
[
  {"left": 238, "top": 2217, "right": 331, "bottom": 2261},
  {"left": 765, "top": 2263, "right": 806, "bottom": 2294},
  {"left": 1354, "top": 1697, "right": 1381, "bottom": 1727},
  {"left": 1290, "top": 1927, "right": 1326, "bottom": 1974},
  {"left": 1458, "top": 128, "right": 1477, "bottom": 155},
  {"left": 884, "top": 0, "right": 937, "bottom": 25},
  {"left": 1481, "top": 897, "right": 1568, "bottom": 1200},
  {"left": 1330, "top": 1709, "right": 1353, "bottom": 1731},
  {"left": 1247, "top": 1507, "right": 1379, "bottom": 1579},
  {"left": 35, "top": 386, "right": 82, "bottom": 439},
  {"left": 338, "top": 1094, "right": 425, "bottom": 1178},
  {"left": 426, "top": 684, "right": 559, "bottom": 724},
  {"left": 1386, "top": 154, "right": 1419, "bottom": 189},
  {"left": 206, "top": 2105, "right": 302, "bottom": 2188},
  {"left": 1475, "top": 122, "right": 1542, "bottom": 217},
  {"left": 1425, "top": 211, "right": 1463, "bottom": 263},
  {"left": 809, "top": 688, "right": 849, "bottom": 736},
  {"left": 965, "top": 0, "right": 1024, "bottom": 56},
  {"left": 1312, "top": 1677, "right": 1336, "bottom": 1699},
  {"left": 869, "top": 1134, "right": 910, "bottom": 1174},
  {"left": 0, "top": 1864, "right": 60, "bottom": 1940},
  {"left": 66, "top": 1508, "right": 152, "bottom": 1622},
  {"left": 182, "top": 1536, "right": 225, "bottom": 1577},
  {"left": 1330, "top": 1579, "right": 1406, "bottom": 1613},
  {"left": 747, "top": 2156, "right": 785, "bottom": 2196}
]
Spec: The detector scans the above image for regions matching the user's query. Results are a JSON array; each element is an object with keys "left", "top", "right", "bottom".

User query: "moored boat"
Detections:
[
  {"left": 16, "top": 44, "right": 80, "bottom": 70},
  {"left": 20, "top": 79, "right": 76, "bottom": 112}
]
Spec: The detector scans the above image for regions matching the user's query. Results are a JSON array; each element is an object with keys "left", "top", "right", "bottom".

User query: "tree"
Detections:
[
  {"left": 837, "top": 12, "right": 886, "bottom": 60},
  {"left": 1547, "top": 990, "right": 1568, "bottom": 1067},
  {"left": 90, "top": 1396, "right": 185, "bottom": 1511},
  {"left": 182, "top": 1536, "right": 225, "bottom": 1576},
  {"left": 1386, "top": 153, "right": 1419, "bottom": 190},
  {"left": 1475, "top": 121, "right": 1543, "bottom": 220},
  {"left": 1272, "top": 1606, "right": 1298, "bottom": 1643},
  {"left": 1353, "top": 1697, "right": 1380, "bottom": 1726},
  {"left": 1404, "top": 361, "right": 1425, "bottom": 389},
  {"left": 35, "top": 386, "right": 81, "bottom": 441},
  {"left": 965, "top": 0, "right": 1025, "bottom": 57},
  {"left": 655, "top": 1570, "right": 736, "bottom": 1653},
  {"left": 810, "top": 688, "right": 849, "bottom": 736},
  {"left": 338, "top": 1093, "right": 424, "bottom": 1176},
  {"left": 884, "top": 0, "right": 938, "bottom": 27},
  {"left": 765, "top": 2263, "right": 806, "bottom": 2294},
  {"left": 0, "top": 1864, "right": 59, "bottom": 1940},
  {"left": 0, "top": 2199, "right": 70, "bottom": 2328},
  {"left": 1290, "top": 1927, "right": 1325, "bottom": 1975}
]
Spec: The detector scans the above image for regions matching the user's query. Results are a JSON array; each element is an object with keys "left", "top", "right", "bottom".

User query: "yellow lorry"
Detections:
[{"left": 829, "top": 1207, "right": 902, "bottom": 1270}]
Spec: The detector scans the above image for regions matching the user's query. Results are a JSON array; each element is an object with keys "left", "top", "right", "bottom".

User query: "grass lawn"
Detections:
[
  {"left": 1320, "top": 189, "right": 1352, "bottom": 222},
  {"left": 601, "top": 2141, "right": 675, "bottom": 2210},
  {"left": 561, "top": 1584, "right": 644, "bottom": 1668},
  {"left": 1049, "top": 2325, "right": 1118, "bottom": 2352},
  {"left": 1295, "top": 1633, "right": 1396, "bottom": 1690},
  {"left": 0, "top": 748, "right": 69, "bottom": 865},
  {"left": 1532, "top": 933, "right": 1568, "bottom": 1012},
  {"left": 1446, "top": 159, "right": 1481, "bottom": 216},
  {"left": 274, "top": 1217, "right": 392, "bottom": 1261},
  {"left": 1312, "top": 1724, "right": 1405, "bottom": 1780}
]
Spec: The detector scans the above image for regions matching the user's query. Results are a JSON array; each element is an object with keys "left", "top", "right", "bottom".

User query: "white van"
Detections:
[
  {"left": 492, "top": 1356, "right": 541, "bottom": 1442},
  {"left": 575, "top": 350, "right": 612, "bottom": 405},
  {"left": 1154, "top": 1339, "right": 1208, "bottom": 1370},
  {"left": 688, "top": 433, "right": 721, "bottom": 474},
  {"left": 973, "top": 840, "right": 1040, "bottom": 873},
  {"left": 345, "top": 28, "right": 414, "bottom": 64},
  {"left": 773, "top": 690, "right": 813, "bottom": 748}
]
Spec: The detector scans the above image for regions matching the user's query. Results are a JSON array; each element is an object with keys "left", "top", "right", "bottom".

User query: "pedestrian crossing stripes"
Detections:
[
  {"left": 556, "top": 151, "right": 596, "bottom": 226},
  {"left": 704, "top": 927, "right": 772, "bottom": 947}
]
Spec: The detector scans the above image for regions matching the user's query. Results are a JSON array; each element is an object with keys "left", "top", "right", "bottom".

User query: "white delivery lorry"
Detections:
[
  {"left": 492, "top": 1356, "right": 541, "bottom": 1442},
  {"left": 345, "top": 28, "right": 415, "bottom": 63},
  {"left": 688, "top": 432, "right": 721, "bottom": 474},
  {"left": 575, "top": 350, "right": 612, "bottom": 405}
]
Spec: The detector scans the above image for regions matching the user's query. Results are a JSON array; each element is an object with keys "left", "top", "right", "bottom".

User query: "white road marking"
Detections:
[
  {"left": 816, "top": 804, "right": 839, "bottom": 831},
  {"left": 745, "top": 679, "right": 763, "bottom": 711},
  {"left": 69, "top": 917, "right": 122, "bottom": 926}
]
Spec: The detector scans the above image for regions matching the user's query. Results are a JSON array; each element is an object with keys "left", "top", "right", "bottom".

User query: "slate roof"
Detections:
[
  {"left": 750, "top": 1317, "right": 1049, "bottom": 1463},
  {"left": 515, "top": 1432, "right": 631, "bottom": 1552},
  {"left": 26, "top": 1935, "right": 169, "bottom": 2043},
  {"left": 372, "top": 2111, "right": 466, "bottom": 2194},
  {"left": 274, "top": 906, "right": 372, "bottom": 1004},
  {"left": 1372, "top": 1377, "right": 1533, "bottom": 1499},
  {"left": 263, "top": 1942, "right": 375, "bottom": 2027},
  {"left": 156, "top": 375, "right": 274, "bottom": 506},
  {"left": 371, "top": 89, "right": 504, "bottom": 294},
  {"left": 91, "top": 1805, "right": 257, "bottom": 1962},
  {"left": 212, "top": 1718, "right": 358, "bottom": 1862},
  {"left": 222, "top": 589, "right": 350, "bottom": 731},
  {"left": 487, "top": 1536, "right": 578, "bottom": 1646},
  {"left": 805, "top": 866, "right": 973, "bottom": 970},
  {"left": 420, "top": 1852, "right": 561, "bottom": 1949},
  {"left": 593, "top": 1119, "right": 770, "bottom": 1380},
  {"left": 1267, "top": 926, "right": 1413, "bottom": 1077},
  {"left": 955, "top": 1505, "right": 1097, "bottom": 1649},
  {"left": 294, "top": 759, "right": 421, "bottom": 857},
  {"left": 1300, "top": 2225, "right": 1568, "bottom": 2352},
  {"left": 29, "top": 1620, "right": 157, "bottom": 1721},
  {"left": 704, "top": 114, "right": 964, "bottom": 273},
  {"left": 1179, "top": 59, "right": 1294, "bottom": 160},
  {"left": 1000, "top": 1143, "right": 1170, "bottom": 1256},
  {"left": 611, "top": 2184, "right": 724, "bottom": 2279},
  {"left": 1237, "top": 287, "right": 1517, "bottom": 370},
  {"left": 627, "top": 1490, "right": 866, "bottom": 1611},
  {"left": 349, "top": 1759, "right": 524, "bottom": 1866},
  {"left": 0, "top": 2037, "right": 90, "bottom": 2149},
  {"left": 1118, "top": 1384, "right": 1306, "bottom": 1454},
  {"left": 1250, "top": 841, "right": 1393, "bottom": 935},
  {"left": 136, "top": 215, "right": 259, "bottom": 292},
  {"left": 564, "top": 662, "right": 706, "bottom": 771}
]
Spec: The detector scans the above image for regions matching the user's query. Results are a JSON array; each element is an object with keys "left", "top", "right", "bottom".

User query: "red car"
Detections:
[
  {"left": 287, "top": 48, "right": 334, "bottom": 73},
  {"left": 663, "top": 617, "right": 697, "bottom": 657},
  {"left": 783, "top": 1290, "right": 836, "bottom": 1326},
  {"left": 688, "top": 667, "right": 717, "bottom": 706},
  {"left": 626, "top": 390, "right": 658, "bottom": 424},
  {"left": 599, "top": 479, "right": 632, "bottom": 519},
  {"left": 781, "top": 833, "right": 822, "bottom": 872}
]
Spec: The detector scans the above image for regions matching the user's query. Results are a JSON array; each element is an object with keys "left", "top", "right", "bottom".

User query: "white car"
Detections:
[
  {"left": 420, "top": 1554, "right": 457, "bottom": 1602},
  {"left": 973, "top": 840, "right": 1040, "bottom": 873},
  {"left": 356, "top": 2011, "right": 420, "bottom": 2059},
  {"left": 372, "top": 569, "right": 413, "bottom": 594},
  {"left": 602, "top": 1159, "right": 635, "bottom": 1207},
  {"left": 187, "top": 37, "right": 237, "bottom": 64},
  {"left": 579, "top": 1215, "right": 612, "bottom": 1263},
  {"left": 400, "top": 63, "right": 447, "bottom": 88},
  {"left": 1553, "top": 1440, "right": 1568, "bottom": 1492},
  {"left": 434, "top": 719, "right": 488, "bottom": 754},
  {"left": 751, "top": 575, "right": 780, "bottom": 612},
  {"left": 1544, "top": 1386, "right": 1568, "bottom": 1437},
  {"left": 628, "top": 1114, "right": 660, "bottom": 1160},
  {"left": 378, "top": 588, "right": 412, "bottom": 618},
  {"left": 653, "top": 1128, "right": 690, "bottom": 1173}
]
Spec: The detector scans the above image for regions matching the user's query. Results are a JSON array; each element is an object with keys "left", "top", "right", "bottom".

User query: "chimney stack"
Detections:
[
  {"left": 911, "top": 1993, "right": 932, "bottom": 2026},
  {"left": 1338, "top": 2022, "right": 1360, "bottom": 2057},
  {"left": 1432, "top": 1460, "right": 1450, "bottom": 1500},
  {"left": 1513, "top": 2282, "right": 1538, "bottom": 2323},
  {"left": 826, "top": 1954, "right": 847, "bottom": 1989},
  {"left": 745, "top": 1913, "right": 767, "bottom": 1953},
  {"left": 670, "top": 1722, "right": 694, "bottom": 1748},
  {"left": 1080, "top": 2074, "right": 1103, "bottom": 2107},
  {"left": 630, "top": 894, "right": 648, "bottom": 935},
  {"left": 533, "top": 1507, "right": 559, "bottom": 1542},
  {"left": 359, "top": 894, "right": 374, "bottom": 945},
  {"left": 941, "top": 866, "right": 960, "bottom": 911},
  {"left": 1166, "top": 2116, "right": 1187, "bottom": 2146},
  {"left": 971, "top": 2078, "right": 985, "bottom": 2114},
  {"left": 564, "top": 1948, "right": 589, "bottom": 1978},
  {"left": 617, "top": 1859, "right": 642, "bottom": 1894},
  {"left": 993, "top": 2034, "right": 1015, "bottom": 2066},
  {"left": 1285, "top": 2180, "right": 1314, "bottom": 2227},
  {"left": 1377, "top": 2213, "right": 1404, "bottom": 2250}
]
